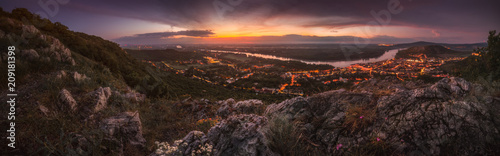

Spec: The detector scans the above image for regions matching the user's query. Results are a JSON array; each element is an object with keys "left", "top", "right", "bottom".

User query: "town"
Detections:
[{"left": 141, "top": 50, "right": 466, "bottom": 96}]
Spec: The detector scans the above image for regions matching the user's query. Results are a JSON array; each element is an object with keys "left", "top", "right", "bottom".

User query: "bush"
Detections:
[{"left": 444, "top": 30, "right": 500, "bottom": 82}]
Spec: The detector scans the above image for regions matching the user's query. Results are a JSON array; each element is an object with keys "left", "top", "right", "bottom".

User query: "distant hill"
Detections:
[
  {"left": 395, "top": 45, "right": 471, "bottom": 59},
  {"left": 394, "top": 41, "right": 487, "bottom": 51},
  {"left": 394, "top": 41, "right": 439, "bottom": 47}
]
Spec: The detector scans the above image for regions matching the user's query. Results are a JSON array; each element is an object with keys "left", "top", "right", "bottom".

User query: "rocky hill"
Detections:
[
  {"left": 0, "top": 8, "right": 277, "bottom": 155},
  {"left": 154, "top": 77, "right": 499, "bottom": 155}
]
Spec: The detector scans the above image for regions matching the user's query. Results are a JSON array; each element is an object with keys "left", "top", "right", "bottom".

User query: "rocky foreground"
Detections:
[{"left": 148, "top": 77, "right": 499, "bottom": 156}]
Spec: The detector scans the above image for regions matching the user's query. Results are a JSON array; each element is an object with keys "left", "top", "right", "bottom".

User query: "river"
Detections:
[{"left": 206, "top": 48, "right": 402, "bottom": 68}]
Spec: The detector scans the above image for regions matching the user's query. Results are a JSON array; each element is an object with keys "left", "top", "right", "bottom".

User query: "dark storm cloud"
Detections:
[
  {"left": 114, "top": 30, "right": 214, "bottom": 43},
  {"left": 2, "top": 0, "right": 499, "bottom": 29},
  {"left": 2, "top": 0, "right": 499, "bottom": 43},
  {"left": 65, "top": 0, "right": 217, "bottom": 29},
  {"left": 134, "top": 30, "right": 214, "bottom": 38},
  {"left": 54, "top": 0, "right": 498, "bottom": 32},
  {"left": 72, "top": 0, "right": 395, "bottom": 28}
]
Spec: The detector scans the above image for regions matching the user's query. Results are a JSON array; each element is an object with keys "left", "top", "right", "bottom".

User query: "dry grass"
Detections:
[
  {"left": 373, "top": 89, "right": 394, "bottom": 97},
  {"left": 343, "top": 104, "right": 376, "bottom": 133},
  {"left": 265, "top": 116, "right": 325, "bottom": 156}
]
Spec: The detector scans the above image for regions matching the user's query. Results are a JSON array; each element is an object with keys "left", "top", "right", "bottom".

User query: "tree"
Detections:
[{"left": 451, "top": 30, "right": 500, "bottom": 81}]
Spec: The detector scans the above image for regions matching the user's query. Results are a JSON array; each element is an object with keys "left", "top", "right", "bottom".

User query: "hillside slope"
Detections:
[
  {"left": 395, "top": 45, "right": 470, "bottom": 59},
  {"left": 0, "top": 8, "right": 280, "bottom": 155}
]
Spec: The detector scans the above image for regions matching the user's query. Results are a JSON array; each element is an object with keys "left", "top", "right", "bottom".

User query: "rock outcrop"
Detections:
[
  {"left": 374, "top": 77, "right": 493, "bottom": 155},
  {"left": 207, "top": 114, "right": 272, "bottom": 156},
  {"left": 39, "top": 35, "right": 76, "bottom": 65},
  {"left": 151, "top": 131, "right": 214, "bottom": 156},
  {"left": 59, "top": 89, "right": 77, "bottom": 111},
  {"left": 21, "top": 24, "right": 39, "bottom": 37},
  {"left": 0, "top": 18, "right": 76, "bottom": 65},
  {"left": 88, "top": 87, "right": 112, "bottom": 113},
  {"left": 148, "top": 77, "right": 498, "bottom": 155},
  {"left": 73, "top": 71, "right": 89, "bottom": 82},
  {"left": 264, "top": 77, "right": 499, "bottom": 155},
  {"left": 157, "top": 114, "right": 274, "bottom": 156},
  {"left": 121, "top": 87, "right": 146, "bottom": 102},
  {"left": 217, "top": 99, "right": 264, "bottom": 117},
  {"left": 100, "top": 111, "right": 146, "bottom": 155}
]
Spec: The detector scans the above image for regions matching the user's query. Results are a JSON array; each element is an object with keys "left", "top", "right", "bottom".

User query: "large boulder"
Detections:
[
  {"left": 151, "top": 131, "right": 213, "bottom": 156},
  {"left": 265, "top": 96, "right": 312, "bottom": 121},
  {"left": 233, "top": 99, "right": 264, "bottom": 114},
  {"left": 217, "top": 99, "right": 264, "bottom": 117},
  {"left": 207, "top": 114, "right": 274, "bottom": 156},
  {"left": 413, "top": 77, "right": 472, "bottom": 99},
  {"left": 100, "top": 111, "right": 146, "bottom": 155},
  {"left": 216, "top": 98, "right": 236, "bottom": 117},
  {"left": 88, "top": 87, "right": 112, "bottom": 112},
  {"left": 152, "top": 114, "right": 274, "bottom": 156}
]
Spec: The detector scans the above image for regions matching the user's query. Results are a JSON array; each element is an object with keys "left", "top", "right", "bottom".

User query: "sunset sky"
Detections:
[{"left": 1, "top": 0, "right": 499, "bottom": 44}]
